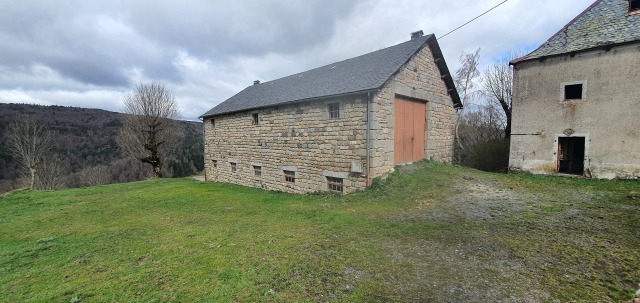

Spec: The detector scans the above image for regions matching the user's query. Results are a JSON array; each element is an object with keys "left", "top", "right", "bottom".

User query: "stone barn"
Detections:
[
  {"left": 201, "top": 31, "right": 461, "bottom": 194},
  {"left": 509, "top": 0, "right": 640, "bottom": 179}
]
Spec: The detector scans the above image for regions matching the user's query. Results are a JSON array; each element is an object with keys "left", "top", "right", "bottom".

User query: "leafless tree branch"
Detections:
[
  {"left": 482, "top": 51, "right": 521, "bottom": 139},
  {"left": 453, "top": 48, "right": 481, "bottom": 160},
  {"left": 6, "top": 118, "right": 55, "bottom": 189},
  {"left": 117, "top": 82, "right": 183, "bottom": 178},
  {"left": 35, "top": 154, "right": 70, "bottom": 190}
]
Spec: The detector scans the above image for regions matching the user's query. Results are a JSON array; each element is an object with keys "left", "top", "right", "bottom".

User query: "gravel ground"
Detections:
[
  {"left": 385, "top": 177, "right": 555, "bottom": 302},
  {"left": 381, "top": 170, "right": 638, "bottom": 302}
]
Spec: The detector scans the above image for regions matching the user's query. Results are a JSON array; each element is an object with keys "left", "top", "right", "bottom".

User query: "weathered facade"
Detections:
[
  {"left": 509, "top": 0, "right": 640, "bottom": 179},
  {"left": 202, "top": 32, "right": 461, "bottom": 193}
]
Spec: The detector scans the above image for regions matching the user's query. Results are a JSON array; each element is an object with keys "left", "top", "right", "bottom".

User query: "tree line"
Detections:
[
  {"left": 0, "top": 89, "right": 203, "bottom": 193},
  {"left": 453, "top": 48, "right": 518, "bottom": 172}
]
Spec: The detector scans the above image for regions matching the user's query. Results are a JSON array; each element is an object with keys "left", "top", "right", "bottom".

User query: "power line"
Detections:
[{"left": 438, "top": 0, "right": 510, "bottom": 40}]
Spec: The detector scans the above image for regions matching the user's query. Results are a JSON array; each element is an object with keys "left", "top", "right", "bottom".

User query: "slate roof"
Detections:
[
  {"left": 202, "top": 34, "right": 461, "bottom": 118},
  {"left": 513, "top": 0, "right": 640, "bottom": 64}
]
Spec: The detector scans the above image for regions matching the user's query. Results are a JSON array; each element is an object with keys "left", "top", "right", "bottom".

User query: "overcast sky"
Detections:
[{"left": 0, "top": 0, "right": 594, "bottom": 121}]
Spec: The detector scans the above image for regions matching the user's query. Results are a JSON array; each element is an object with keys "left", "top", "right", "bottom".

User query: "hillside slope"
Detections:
[
  {"left": 0, "top": 162, "right": 638, "bottom": 302},
  {"left": 0, "top": 103, "right": 203, "bottom": 191}
]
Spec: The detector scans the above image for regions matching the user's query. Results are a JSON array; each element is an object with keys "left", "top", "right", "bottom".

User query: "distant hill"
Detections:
[{"left": 0, "top": 103, "right": 203, "bottom": 192}]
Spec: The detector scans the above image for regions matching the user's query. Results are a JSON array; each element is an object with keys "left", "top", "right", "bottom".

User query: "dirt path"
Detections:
[{"left": 380, "top": 171, "right": 593, "bottom": 302}]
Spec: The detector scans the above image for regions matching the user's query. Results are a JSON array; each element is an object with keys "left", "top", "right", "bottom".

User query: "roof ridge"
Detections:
[
  {"left": 260, "top": 34, "right": 433, "bottom": 86},
  {"left": 200, "top": 33, "right": 461, "bottom": 118}
]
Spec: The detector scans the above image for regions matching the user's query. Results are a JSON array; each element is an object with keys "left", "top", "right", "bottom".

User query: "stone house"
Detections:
[
  {"left": 201, "top": 31, "right": 461, "bottom": 193},
  {"left": 509, "top": 0, "right": 640, "bottom": 179}
]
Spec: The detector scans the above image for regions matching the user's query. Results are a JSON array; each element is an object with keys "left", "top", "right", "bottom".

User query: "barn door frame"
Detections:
[{"left": 394, "top": 95, "right": 427, "bottom": 164}]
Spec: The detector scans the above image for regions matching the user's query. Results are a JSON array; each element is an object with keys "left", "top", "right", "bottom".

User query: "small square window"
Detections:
[
  {"left": 252, "top": 113, "right": 259, "bottom": 125},
  {"left": 284, "top": 170, "right": 295, "bottom": 183},
  {"left": 564, "top": 84, "right": 583, "bottom": 100},
  {"left": 254, "top": 165, "right": 262, "bottom": 177},
  {"left": 328, "top": 103, "right": 340, "bottom": 119},
  {"left": 630, "top": 0, "right": 640, "bottom": 12},
  {"left": 210, "top": 119, "right": 215, "bottom": 127},
  {"left": 212, "top": 160, "right": 218, "bottom": 168},
  {"left": 231, "top": 162, "right": 237, "bottom": 173},
  {"left": 327, "top": 177, "right": 343, "bottom": 193}
]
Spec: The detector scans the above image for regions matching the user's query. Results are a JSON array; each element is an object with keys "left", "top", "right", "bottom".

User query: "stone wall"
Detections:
[
  {"left": 426, "top": 102, "right": 456, "bottom": 162},
  {"left": 509, "top": 43, "right": 640, "bottom": 179},
  {"left": 204, "top": 40, "right": 457, "bottom": 193},
  {"left": 370, "top": 42, "right": 456, "bottom": 178},
  {"left": 204, "top": 96, "right": 369, "bottom": 194}
]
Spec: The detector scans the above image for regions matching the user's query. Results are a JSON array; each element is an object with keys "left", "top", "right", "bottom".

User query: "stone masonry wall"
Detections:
[
  {"left": 370, "top": 42, "right": 456, "bottom": 178},
  {"left": 426, "top": 102, "right": 456, "bottom": 162},
  {"left": 204, "top": 97, "right": 368, "bottom": 194},
  {"left": 509, "top": 43, "right": 640, "bottom": 179},
  {"left": 204, "top": 40, "right": 457, "bottom": 193}
]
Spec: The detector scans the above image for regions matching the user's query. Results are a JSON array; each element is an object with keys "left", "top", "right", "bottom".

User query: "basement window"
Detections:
[
  {"left": 327, "top": 177, "right": 344, "bottom": 193},
  {"left": 328, "top": 103, "right": 340, "bottom": 119},
  {"left": 253, "top": 165, "right": 262, "bottom": 177},
  {"left": 252, "top": 113, "right": 259, "bottom": 125},
  {"left": 630, "top": 0, "right": 640, "bottom": 12},
  {"left": 231, "top": 162, "right": 237, "bottom": 173},
  {"left": 564, "top": 84, "right": 583, "bottom": 100},
  {"left": 284, "top": 170, "right": 295, "bottom": 183}
]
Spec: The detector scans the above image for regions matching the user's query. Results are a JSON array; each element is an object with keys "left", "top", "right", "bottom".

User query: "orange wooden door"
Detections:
[{"left": 394, "top": 97, "right": 426, "bottom": 164}]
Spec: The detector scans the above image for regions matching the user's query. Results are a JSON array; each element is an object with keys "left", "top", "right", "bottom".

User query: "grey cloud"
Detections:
[
  {"left": 123, "top": 0, "right": 363, "bottom": 58},
  {"left": 0, "top": 0, "right": 597, "bottom": 120},
  {"left": 0, "top": 2, "right": 173, "bottom": 87},
  {"left": 0, "top": 0, "right": 364, "bottom": 90}
]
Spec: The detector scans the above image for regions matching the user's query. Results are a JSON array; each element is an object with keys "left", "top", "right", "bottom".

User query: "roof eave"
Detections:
[
  {"left": 200, "top": 88, "right": 378, "bottom": 119},
  {"left": 428, "top": 37, "right": 463, "bottom": 109},
  {"left": 510, "top": 39, "right": 640, "bottom": 66},
  {"left": 373, "top": 34, "right": 462, "bottom": 109}
]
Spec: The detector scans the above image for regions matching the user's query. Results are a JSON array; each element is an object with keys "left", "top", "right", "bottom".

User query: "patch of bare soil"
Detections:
[
  {"left": 384, "top": 178, "right": 567, "bottom": 302},
  {"left": 384, "top": 239, "right": 556, "bottom": 303}
]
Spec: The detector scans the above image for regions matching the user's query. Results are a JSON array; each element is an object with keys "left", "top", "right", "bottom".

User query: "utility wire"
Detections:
[{"left": 438, "top": 0, "right": 510, "bottom": 40}]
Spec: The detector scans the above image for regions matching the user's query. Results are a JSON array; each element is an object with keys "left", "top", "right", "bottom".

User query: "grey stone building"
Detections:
[
  {"left": 201, "top": 31, "right": 461, "bottom": 193},
  {"left": 509, "top": 0, "right": 640, "bottom": 179}
]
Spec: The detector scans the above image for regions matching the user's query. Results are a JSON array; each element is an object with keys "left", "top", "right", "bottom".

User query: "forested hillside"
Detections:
[{"left": 0, "top": 103, "right": 203, "bottom": 192}]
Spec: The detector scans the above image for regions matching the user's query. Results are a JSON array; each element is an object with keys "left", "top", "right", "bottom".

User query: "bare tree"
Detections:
[
  {"left": 458, "top": 103, "right": 505, "bottom": 148},
  {"left": 36, "top": 155, "right": 70, "bottom": 190},
  {"left": 117, "top": 82, "right": 182, "bottom": 178},
  {"left": 6, "top": 118, "right": 54, "bottom": 189},
  {"left": 453, "top": 48, "right": 481, "bottom": 160},
  {"left": 79, "top": 164, "right": 112, "bottom": 187},
  {"left": 455, "top": 48, "right": 481, "bottom": 106},
  {"left": 482, "top": 52, "right": 521, "bottom": 139}
]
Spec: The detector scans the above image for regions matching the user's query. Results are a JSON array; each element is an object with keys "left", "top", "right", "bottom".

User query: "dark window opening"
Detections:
[
  {"left": 231, "top": 162, "right": 237, "bottom": 173},
  {"left": 564, "top": 84, "right": 583, "bottom": 100},
  {"left": 630, "top": 0, "right": 640, "bottom": 12},
  {"left": 252, "top": 113, "right": 259, "bottom": 125},
  {"left": 254, "top": 166, "right": 262, "bottom": 177},
  {"left": 328, "top": 103, "right": 340, "bottom": 119},
  {"left": 210, "top": 119, "right": 215, "bottom": 127},
  {"left": 284, "top": 170, "right": 295, "bottom": 183},
  {"left": 327, "top": 177, "right": 344, "bottom": 193},
  {"left": 212, "top": 160, "right": 218, "bottom": 168},
  {"left": 557, "top": 137, "right": 585, "bottom": 175}
]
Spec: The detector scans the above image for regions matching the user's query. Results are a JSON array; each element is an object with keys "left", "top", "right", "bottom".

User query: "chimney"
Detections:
[
  {"left": 253, "top": 80, "right": 260, "bottom": 85},
  {"left": 410, "top": 30, "right": 424, "bottom": 40}
]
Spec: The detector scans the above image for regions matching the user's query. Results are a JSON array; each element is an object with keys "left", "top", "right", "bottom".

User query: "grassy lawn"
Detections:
[{"left": 1, "top": 161, "right": 639, "bottom": 302}]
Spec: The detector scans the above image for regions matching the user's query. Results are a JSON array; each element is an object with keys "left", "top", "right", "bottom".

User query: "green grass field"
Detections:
[{"left": 1, "top": 161, "right": 639, "bottom": 302}]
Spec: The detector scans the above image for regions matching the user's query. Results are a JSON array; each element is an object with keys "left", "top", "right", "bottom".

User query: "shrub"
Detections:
[{"left": 463, "top": 139, "right": 510, "bottom": 172}]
